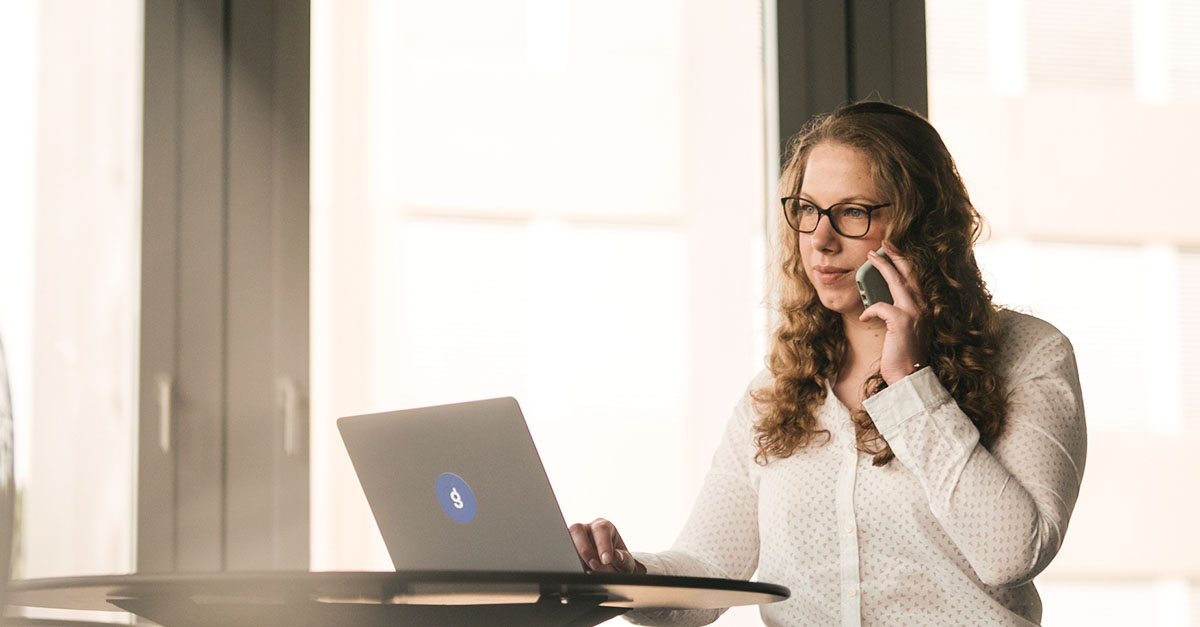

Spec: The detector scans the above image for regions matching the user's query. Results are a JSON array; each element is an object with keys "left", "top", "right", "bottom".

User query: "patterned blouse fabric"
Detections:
[{"left": 627, "top": 310, "right": 1087, "bottom": 627}]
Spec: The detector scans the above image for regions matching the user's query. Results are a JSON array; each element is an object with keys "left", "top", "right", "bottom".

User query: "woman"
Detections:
[{"left": 570, "top": 101, "right": 1087, "bottom": 626}]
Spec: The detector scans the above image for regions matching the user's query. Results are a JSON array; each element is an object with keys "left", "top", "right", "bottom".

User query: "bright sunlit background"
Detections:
[{"left": 2, "top": 0, "right": 1199, "bottom": 625}]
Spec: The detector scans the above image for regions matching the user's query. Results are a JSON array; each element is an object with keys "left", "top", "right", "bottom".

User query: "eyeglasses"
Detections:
[{"left": 780, "top": 197, "right": 890, "bottom": 238}]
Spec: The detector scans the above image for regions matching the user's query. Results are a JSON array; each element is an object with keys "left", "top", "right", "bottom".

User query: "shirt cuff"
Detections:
[
  {"left": 631, "top": 551, "right": 667, "bottom": 576},
  {"left": 861, "top": 366, "right": 951, "bottom": 436}
]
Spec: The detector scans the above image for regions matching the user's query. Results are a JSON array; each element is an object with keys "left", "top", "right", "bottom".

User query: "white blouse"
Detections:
[{"left": 629, "top": 310, "right": 1087, "bottom": 626}]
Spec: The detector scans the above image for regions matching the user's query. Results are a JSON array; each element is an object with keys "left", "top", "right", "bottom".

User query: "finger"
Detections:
[
  {"left": 612, "top": 548, "right": 640, "bottom": 574},
  {"left": 879, "top": 241, "right": 906, "bottom": 271},
  {"left": 568, "top": 523, "right": 603, "bottom": 571},
  {"left": 868, "top": 250, "right": 918, "bottom": 310},
  {"left": 590, "top": 518, "right": 619, "bottom": 567},
  {"left": 860, "top": 299, "right": 924, "bottom": 339},
  {"left": 879, "top": 243, "right": 924, "bottom": 307},
  {"left": 614, "top": 547, "right": 633, "bottom": 571},
  {"left": 859, "top": 301, "right": 897, "bottom": 325},
  {"left": 861, "top": 295, "right": 923, "bottom": 329}
]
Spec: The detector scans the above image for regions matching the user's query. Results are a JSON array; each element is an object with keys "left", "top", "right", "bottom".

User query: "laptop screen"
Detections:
[{"left": 338, "top": 397, "right": 585, "bottom": 573}]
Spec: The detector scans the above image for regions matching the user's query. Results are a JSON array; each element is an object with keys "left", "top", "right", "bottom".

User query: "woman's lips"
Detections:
[{"left": 813, "top": 265, "right": 852, "bottom": 285}]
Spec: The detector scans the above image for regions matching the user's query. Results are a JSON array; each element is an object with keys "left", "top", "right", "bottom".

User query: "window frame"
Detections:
[{"left": 137, "top": 0, "right": 310, "bottom": 572}]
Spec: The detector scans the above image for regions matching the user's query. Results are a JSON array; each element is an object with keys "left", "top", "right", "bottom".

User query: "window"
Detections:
[
  {"left": 0, "top": 0, "right": 141, "bottom": 583},
  {"left": 928, "top": 0, "right": 1200, "bottom": 621},
  {"left": 310, "top": 6, "right": 770, "bottom": 617}
]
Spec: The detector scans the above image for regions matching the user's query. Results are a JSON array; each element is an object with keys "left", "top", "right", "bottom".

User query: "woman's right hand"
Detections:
[{"left": 568, "top": 518, "right": 646, "bottom": 574}]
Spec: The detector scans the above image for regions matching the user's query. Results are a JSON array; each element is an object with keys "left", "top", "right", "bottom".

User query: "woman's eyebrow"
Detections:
[
  {"left": 797, "top": 194, "right": 880, "bottom": 206},
  {"left": 831, "top": 198, "right": 882, "bottom": 205}
]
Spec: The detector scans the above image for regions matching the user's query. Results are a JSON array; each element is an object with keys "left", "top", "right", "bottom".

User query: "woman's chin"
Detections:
[{"left": 816, "top": 291, "right": 865, "bottom": 317}]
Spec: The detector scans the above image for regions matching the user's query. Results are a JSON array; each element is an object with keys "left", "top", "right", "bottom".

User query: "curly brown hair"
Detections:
[{"left": 752, "top": 101, "right": 1006, "bottom": 466}]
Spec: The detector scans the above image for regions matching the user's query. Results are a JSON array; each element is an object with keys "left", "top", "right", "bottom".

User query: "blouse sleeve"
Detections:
[
  {"left": 624, "top": 378, "right": 764, "bottom": 626},
  {"left": 861, "top": 320, "right": 1087, "bottom": 588}
]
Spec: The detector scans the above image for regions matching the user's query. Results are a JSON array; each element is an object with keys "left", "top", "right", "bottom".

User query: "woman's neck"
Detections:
[{"left": 839, "top": 313, "right": 887, "bottom": 380}]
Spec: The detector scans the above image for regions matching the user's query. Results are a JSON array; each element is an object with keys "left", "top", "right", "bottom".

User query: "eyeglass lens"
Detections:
[{"left": 783, "top": 199, "right": 872, "bottom": 237}]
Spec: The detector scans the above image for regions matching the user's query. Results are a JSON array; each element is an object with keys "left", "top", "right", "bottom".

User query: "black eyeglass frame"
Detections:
[{"left": 779, "top": 196, "right": 891, "bottom": 238}]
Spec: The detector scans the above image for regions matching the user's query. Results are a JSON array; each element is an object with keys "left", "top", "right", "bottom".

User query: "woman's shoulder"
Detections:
[
  {"left": 730, "top": 369, "right": 772, "bottom": 419},
  {"left": 995, "top": 308, "right": 1077, "bottom": 377},
  {"left": 730, "top": 368, "right": 785, "bottom": 426},
  {"left": 996, "top": 308, "right": 1072, "bottom": 348},
  {"left": 738, "top": 367, "right": 836, "bottom": 422},
  {"left": 747, "top": 368, "right": 776, "bottom": 394}
]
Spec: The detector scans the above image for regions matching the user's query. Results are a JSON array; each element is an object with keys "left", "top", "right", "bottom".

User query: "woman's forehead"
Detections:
[{"left": 799, "top": 143, "right": 880, "bottom": 203}]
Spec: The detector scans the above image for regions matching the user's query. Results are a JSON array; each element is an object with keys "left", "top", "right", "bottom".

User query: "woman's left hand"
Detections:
[{"left": 859, "top": 242, "right": 931, "bottom": 385}]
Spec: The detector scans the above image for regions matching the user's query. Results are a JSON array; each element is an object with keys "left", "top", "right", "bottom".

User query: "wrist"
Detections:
[{"left": 882, "top": 361, "right": 925, "bottom": 386}]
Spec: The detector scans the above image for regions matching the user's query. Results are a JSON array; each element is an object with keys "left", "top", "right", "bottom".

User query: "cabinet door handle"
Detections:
[
  {"left": 155, "top": 374, "right": 172, "bottom": 453},
  {"left": 277, "top": 377, "right": 300, "bottom": 457}
]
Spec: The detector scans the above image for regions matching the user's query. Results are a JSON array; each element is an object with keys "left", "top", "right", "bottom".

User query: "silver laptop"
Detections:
[{"left": 337, "top": 397, "right": 585, "bottom": 573}]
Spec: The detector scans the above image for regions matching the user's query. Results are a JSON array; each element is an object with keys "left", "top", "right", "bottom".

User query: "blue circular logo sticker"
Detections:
[{"left": 435, "top": 472, "right": 477, "bottom": 524}]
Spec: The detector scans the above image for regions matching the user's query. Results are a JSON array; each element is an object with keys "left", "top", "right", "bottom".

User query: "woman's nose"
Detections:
[{"left": 809, "top": 215, "right": 840, "bottom": 252}]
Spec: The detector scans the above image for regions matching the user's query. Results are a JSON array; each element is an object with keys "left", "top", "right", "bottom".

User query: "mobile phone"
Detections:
[{"left": 855, "top": 247, "right": 893, "bottom": 307}]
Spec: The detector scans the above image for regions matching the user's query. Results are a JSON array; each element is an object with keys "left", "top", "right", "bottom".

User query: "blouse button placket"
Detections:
[{"left": 835, "top": 424, "right": 863, "bottom": 626}]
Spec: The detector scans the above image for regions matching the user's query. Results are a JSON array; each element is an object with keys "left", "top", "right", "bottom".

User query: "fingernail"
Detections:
[
  {"left": 588, "top": 559, "right": 601, "bottom": 570},
  {"left": 601, "top": 552, "right": 612, "bottom": 565}
]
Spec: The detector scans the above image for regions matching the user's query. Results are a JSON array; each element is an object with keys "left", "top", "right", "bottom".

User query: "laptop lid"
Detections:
[{"left": 337, "top": 397, "right": 585, "bottom": 573}]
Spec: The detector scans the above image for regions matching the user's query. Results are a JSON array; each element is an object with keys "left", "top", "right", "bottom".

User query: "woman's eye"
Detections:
[
  {"left": 843, "top": 207, "right": 866, "bottom": 218},
  {"left": 800, "top": 204, "right": 818, "bottom": 215}
]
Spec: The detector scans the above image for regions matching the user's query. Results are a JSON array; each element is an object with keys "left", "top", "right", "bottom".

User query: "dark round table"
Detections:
[{"left": 5, "top": 570, "right": 790, "bottom": 626}]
